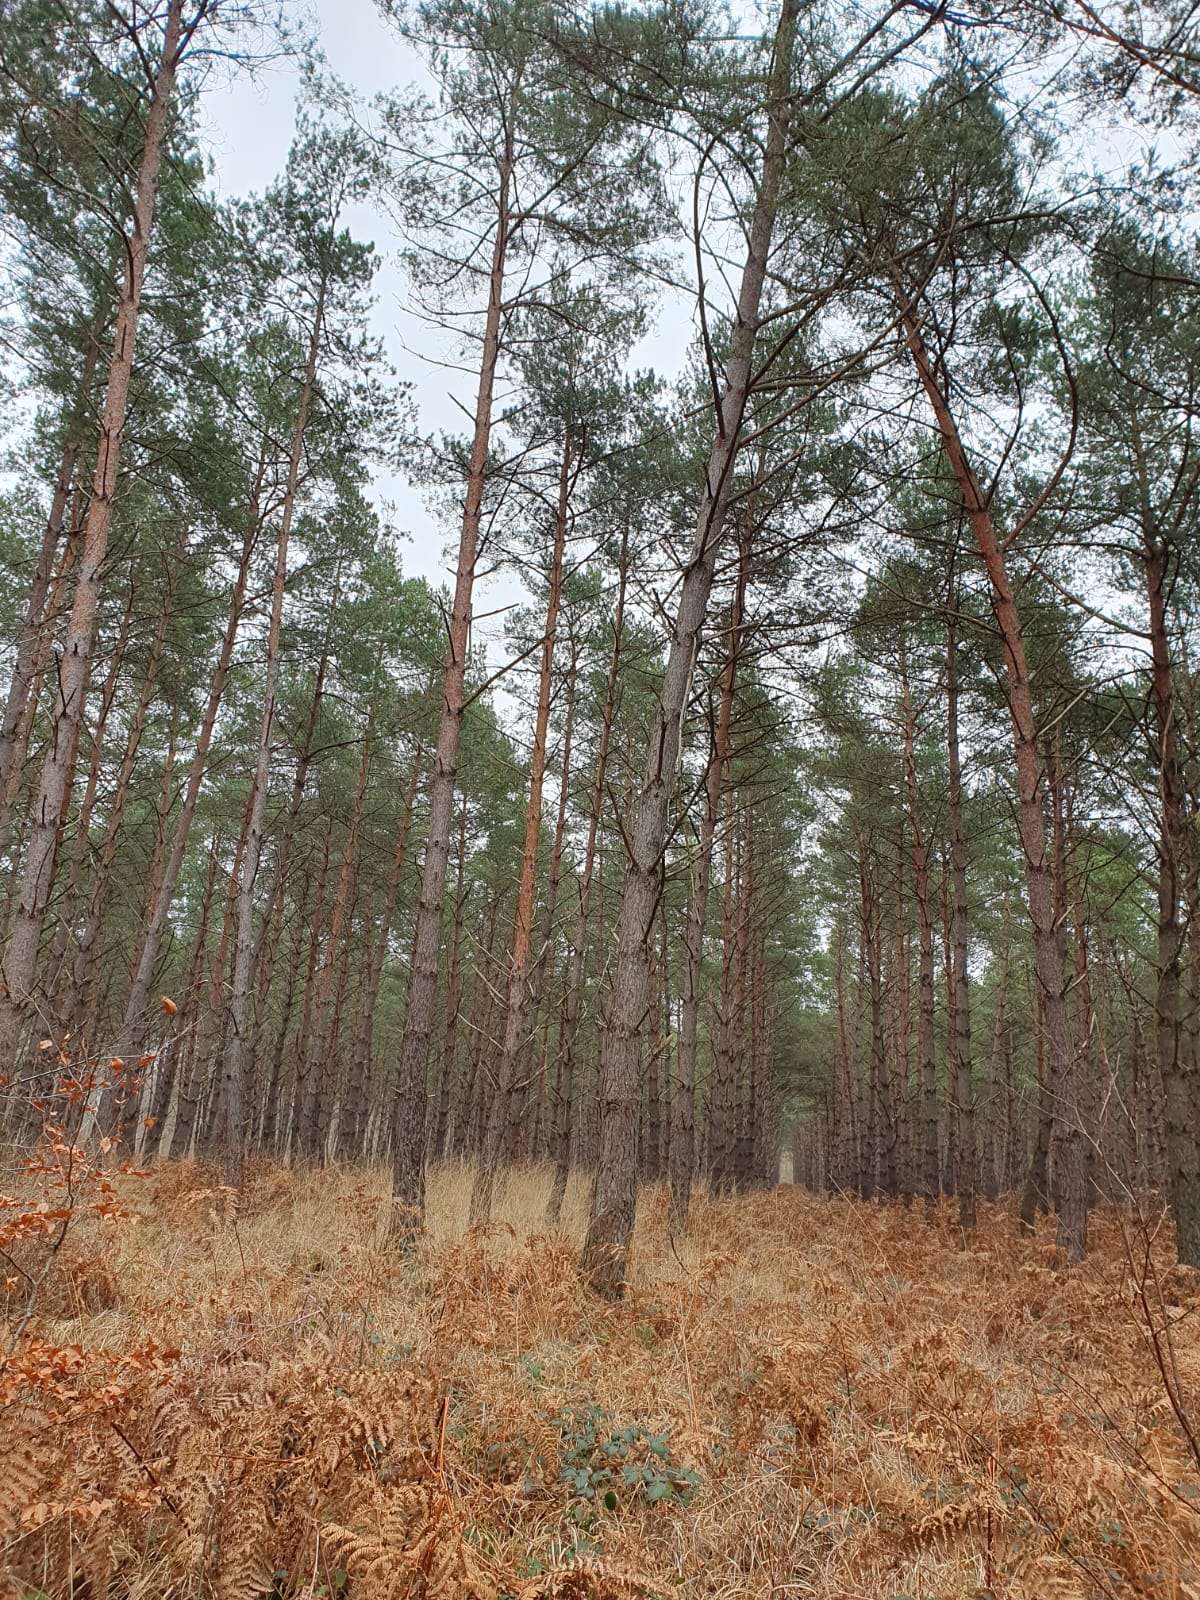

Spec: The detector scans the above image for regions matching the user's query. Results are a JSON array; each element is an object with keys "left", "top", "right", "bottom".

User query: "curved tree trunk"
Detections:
[
  {"left": 582, "top": 0, "right": 797, "bottom": 1295},
  {"left": 899, "top": 295, "right": 1086, "bottom": 1261}
]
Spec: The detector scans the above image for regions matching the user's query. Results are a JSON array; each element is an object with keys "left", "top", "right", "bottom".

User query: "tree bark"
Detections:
[
  {"left": 258, "top": 882, "right": 305, "bottom": 1156},
  {"left": 340, "top": 741, "right": 424, "bottom": 1162},
  {"left": 40, "top": 580, "right": 136, "bottom": 1013},
  {"left": 222, "top": 277, "right": 326, "bottom": 1185},
  {"left": 1020, "top": 977, "right": 1054, "bottom": 1232},
  {"left": 464, "top": 887, "right": 505, "bottom": 1161},
  {"left": 0, "top": 0, "right": 187, "bottom": 1080},
  {"left": 710, "top": 788, "right": 740, "bottom": 1192},
  {"left": 118, "top": 485, "right": 261, "bottom": 1073},
  {"left": 892, "top": 828, "right": 913, "bottom": 1202},
  {"left": 946, "top": 595, "right": 975, "bottom": 1230},
  {"left": 1143, "top": 522, "right": 1200, "bottom": 1262},
  {"left": 671, "top": 515, "right": 748, "bottom": 1229},
  {"left": 472, "top": 435, "right": 571, "bottom": 1222},
  {"left": 296, "top": 675, "right": 375, "bottom": 1159},
  {"left": 316, "top": 885, "right": 359, "bottom": 1159},
  {"left": 250, "top": 563, "right": 340, "bottom": 999},
  {"left": 582, "top": 0, "right": 797, "bottom": 1294},
  {"left": 390, "top": 121, "right": 514, "bottom": 1235},
  {"left": 900, "top": 651, "right": 938, "bottom": 1210},
  {"left": 729, "top": 800, "right": 755, "bottom": 1190},
  {"left": 982, "top": 905, "right": 1010, "bottom": 1200},
  {"left": 435, "top": 801, "right": 469, "bottom": 1160},
  {"left": 833, "top": 919, "right": 858, "bottom": 1191},
  {"left": 509, "top": 645, "right": 578, "bottom": 1156},
  {"left": 172, "top": 788, "right": 255, "bottom": 1160},
  {"left": 643, "top": 928, "right": 663, "bottom": 1181},
  {"left": 285, "top": 819, "right": 333, "bottom": 1159},
  {"left": 70, "top": 543, "right": 180, "bottom": 1041},
  {"left": 859, "top": 833, "right": 896, "bottom": 1197},
  {"left": 731, "top": 798, "right": 754, "bottom": 1187},
  {"left": 145, "top": 838, "right": 220, "bottom": 1156},
  {"left": 0, "top": 326, "right": 103, "bottom": 848},
  {"left": 899, "top": 295, "right": 1086, "bottom": 1261},
  {"left": 547, "top": 535, "right": 628, "bottom": 1225}
]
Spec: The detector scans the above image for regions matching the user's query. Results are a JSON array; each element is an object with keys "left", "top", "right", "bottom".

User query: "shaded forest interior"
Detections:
[{"left": 5, "top": 0, "right": 1200, "bottom": 1299}]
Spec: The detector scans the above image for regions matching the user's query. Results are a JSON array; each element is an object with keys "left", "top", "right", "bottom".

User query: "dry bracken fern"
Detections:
[
  {"left": 4, "top": 1164, "right": 1200, "bottom": 1600},
  {"left": 324, "top": 1482, "right": 502, "bottom": 1600},
  {"left": 516, "top": 1556, "right": 659, "bottom": 1600}
]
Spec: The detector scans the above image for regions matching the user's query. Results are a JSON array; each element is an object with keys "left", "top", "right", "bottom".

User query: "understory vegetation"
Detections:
[{"left": 3, "top": 1158, "right": 1199, "bottom": 1600}]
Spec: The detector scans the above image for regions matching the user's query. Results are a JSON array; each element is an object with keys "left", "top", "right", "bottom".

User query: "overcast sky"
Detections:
[
  {"left": 194, "top": 0, "right": 689, "bottom": 700},
  {"left": 197, "top": 0, "right": 519, "bottom": 637}
]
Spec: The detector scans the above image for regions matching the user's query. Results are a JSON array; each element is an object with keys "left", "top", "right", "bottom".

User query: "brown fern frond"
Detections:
[{"left": 516, "top": 1557, "right": 659, "bottom": 1600}]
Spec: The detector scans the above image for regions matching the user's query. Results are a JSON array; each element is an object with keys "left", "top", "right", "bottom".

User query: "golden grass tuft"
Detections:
[{"left": 2, "top": 1158, "right": 1199, "bottom": 1599}]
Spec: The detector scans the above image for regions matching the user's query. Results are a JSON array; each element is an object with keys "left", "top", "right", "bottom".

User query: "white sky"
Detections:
[
  {"left": 196, "top": 0, "right": 690, "bottom": 702},
  {"left": 199, "top": 0, "right": 461, "bottom": 585}
]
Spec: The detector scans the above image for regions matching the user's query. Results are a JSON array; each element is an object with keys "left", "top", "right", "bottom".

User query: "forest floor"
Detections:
[{"left": 3, "top": 1159, "right": 1200, "bottom": 1600}]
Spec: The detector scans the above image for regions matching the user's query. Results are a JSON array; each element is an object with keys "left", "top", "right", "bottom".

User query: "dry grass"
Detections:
[{"left": 3, "top": 1157, "right": 1200, "bottom": 1600}]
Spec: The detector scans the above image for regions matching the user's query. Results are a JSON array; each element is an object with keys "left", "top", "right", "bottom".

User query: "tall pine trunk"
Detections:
[
  {"left": 471, "top": 436, "right": 571, "bottom": 1222},
  {"left": 509, "top": 648, "right": 577, "bottom": 1155},
  {"left": 222, "top": 277, "right": 326, "bottom": 1185},
  {"left": 118, "top": 505, "right": 260, "bottom": 1057},
  {"left": 671, "top": 516, "right": 748, "bottom": 1230},
  {"left": 1143, "top": 522, "right": 1200, "bottom": 1263},
  {"left": 900, "top": 652, "right": 938, "bottom": 1210},
  {"left": 860, "top": 835, "right": 895, "bottom": 1196},
  {"left": 340, "top": 743, "right": 424, "bottom": 1162},
  {"left": 547, "top": 536, "right": 628, "bottom": 1225},
  {"left": 41, "top": 583, "right": 136, "bottom": 1013},
  {"left": 582, "top": 0, "right": 797, "bottom": 1294},
  {"left": 296, "top": 680, "right": 375, "bottom": 1160},
  {"left": 833, "top": 920, "right": 858, "bottom": 1190},
  {"left": 390, "top": 126, "right": 514, "bottom": 1234},
  {"left": 0, "top": 328, "right": 102, "bottom": 848},
  {"left": 982, "top": 905, "right": 1010, "bottom": 1200},
  {"left": 0, "top": 0, "right": 186, "bottom": 1079},
  {"left": 710, "top": 790, "right": 739, "bottom": 1192},
  {"left": 70, "top": 542, "right": 180, "bottom": 1041},
  {"left": 946, "top": 594, "right": 975, "bottom": 1230},
  {"left": 435, "top": 802, "right": 470, "bottom": 1160},
  {"left": 900, "top": 296, "right": 1086, "bottom": 1261}
]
